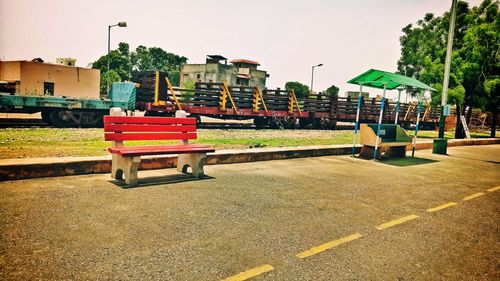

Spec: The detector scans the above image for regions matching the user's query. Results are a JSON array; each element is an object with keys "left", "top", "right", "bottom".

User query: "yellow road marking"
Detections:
[
  {"left": 463, "top": 192, "right": 485, "bottom": 201},
  {"left": 487, "top": 186, "right": 500, "bottom": 192},
  {"left": 222, "top": 264, "right": 274, "bottom": 281},
  {"left": 426, "top": 202, "right": 458, "bottom": 213},
  {"left": 295, "top": 233, "right": 363, "bottom": 259},
  {"left": 375, "top": 214, "right": 419, "bottom": 230}
]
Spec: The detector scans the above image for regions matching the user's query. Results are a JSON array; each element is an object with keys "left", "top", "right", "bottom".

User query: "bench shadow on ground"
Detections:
[
  {"left": 376, "top": 156, "right": 439, "bottom": 167},
  {"left": 110, "top": 174, "right": 215, "bottom": 189}
]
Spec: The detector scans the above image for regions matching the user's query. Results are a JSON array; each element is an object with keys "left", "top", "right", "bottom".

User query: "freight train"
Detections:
[{"left": 0, "top": 71, "right": 440, "bottom": 128}]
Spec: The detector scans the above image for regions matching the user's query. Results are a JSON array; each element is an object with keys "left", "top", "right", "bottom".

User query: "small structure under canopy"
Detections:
[{"left": 347, "top": 69, "right": 436, "bottom": 159}]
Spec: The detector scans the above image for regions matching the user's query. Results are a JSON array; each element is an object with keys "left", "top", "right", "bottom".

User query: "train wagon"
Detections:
[
  {"left": 0, "top": 71, "right": 441, "bottom": 128},
  {"left": 0, "top": 84, "right": 132, "bottom": 127}
]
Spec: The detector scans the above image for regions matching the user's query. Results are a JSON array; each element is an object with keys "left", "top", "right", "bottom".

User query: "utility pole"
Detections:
[
  {"left": 433, "top": 0, "right": 457, "bottom": 155},
  {"left": 107, "top": 22, "right": 127, "bottom": 93},
  {"left": 310, "top": 64, "right": 323, "bottom": 94}
]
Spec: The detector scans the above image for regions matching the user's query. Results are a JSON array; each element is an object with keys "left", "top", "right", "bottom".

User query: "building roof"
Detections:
[
  {"left": 230, "top": 59, "right": 260, "bottom": 66},
  {"left": 207, "top": 55, "right": 228, "bottom": 61},
  {"left": 0, "top": 60, "right": 94, "bottom": 69}
]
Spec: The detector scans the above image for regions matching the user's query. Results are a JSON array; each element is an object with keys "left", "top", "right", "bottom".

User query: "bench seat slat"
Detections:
[
  {"left": 109, "top": 144, "right": 211, "bottom": 151},
  {"left": 104, "top": 124, "right": 197, "bottom": 133},
  {"left": 364, "top": 142, "right": 410, "bottom": 147},
  {"left": 105, "top": 132, "right": 197, "bottom": 141},
  {"left": 109, "top": 144, "right": 215, "bottom": 156},
  {"left": 379, "top": 142, "right": 411, "bottom": 147},
  {"left": 104, "top": 116, "right": 196, "bottom": 125}
]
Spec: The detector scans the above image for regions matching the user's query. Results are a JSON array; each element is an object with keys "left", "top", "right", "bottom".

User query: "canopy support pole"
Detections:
[
  {"left": 395, "top": 88, "right": 402, "bottom": 124},
  {"left": 373, "top": 83, "right": 387, "bottom": 160},
  {"left": 352, "top": 84, "right": 363, "bottom": 156},
  {"left": 412, "top": 91, "right": 424, "bottom": 157}
]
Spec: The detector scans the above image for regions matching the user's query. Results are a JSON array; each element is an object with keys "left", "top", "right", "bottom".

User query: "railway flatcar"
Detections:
[
  {"left": 0, "top": 71, "right": 441, "bottom": 128},
  {"left": 128, "top": 71, "right": 440, "bottom": 129},
  {"left": 0, "top": 85, "right": 132, "bottom": 127}
]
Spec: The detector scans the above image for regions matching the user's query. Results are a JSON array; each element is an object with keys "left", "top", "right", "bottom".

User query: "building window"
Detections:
[
  {"left": 197, "top": 73, "right": 201, "bottom": 79},
  {"left": 44, "top": 82, "right": 55, "bottom": 96},
  {"left": 236, "top": 78, "right": 249, "bottom": 86}
]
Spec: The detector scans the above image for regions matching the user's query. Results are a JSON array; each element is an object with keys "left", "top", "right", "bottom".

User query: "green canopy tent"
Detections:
[{"left": 347, "top": 69, "right": 436, "bottom": 159}]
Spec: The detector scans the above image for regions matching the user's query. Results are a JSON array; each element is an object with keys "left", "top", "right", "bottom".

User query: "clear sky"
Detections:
[{"left": 0, "top": 0, "right": 483, "bottom": 98}]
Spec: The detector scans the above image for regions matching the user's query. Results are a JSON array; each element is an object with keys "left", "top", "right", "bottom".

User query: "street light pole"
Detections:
[
  {"left": 433, "top": 0, "right": 456, "bottom": 154},
  {"left": 107, "top": 22, "right": 127, "bottom": 93},
  {"left": 310, "top": 63, "right": 323, "bottom": 94}
]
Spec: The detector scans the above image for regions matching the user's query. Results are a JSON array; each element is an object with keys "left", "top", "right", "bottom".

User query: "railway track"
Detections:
[{"left": 0, "top": 118, "right": 50, "bottom": 128}]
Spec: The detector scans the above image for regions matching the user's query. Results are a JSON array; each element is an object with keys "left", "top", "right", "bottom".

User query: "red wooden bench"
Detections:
[{"left": 104, "top": 114, "right": 215, "bottom": 186}]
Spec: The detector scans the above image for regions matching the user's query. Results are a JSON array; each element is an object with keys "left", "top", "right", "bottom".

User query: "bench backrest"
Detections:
[
  {"left": 360, "top": 123, "right": 411, "bottom": 146},
  {"left": 366, "top": 124, "right": 397, "bottom": 140},
  {"left": 104, "top": 116, "right": 197, "bottom": 142}
]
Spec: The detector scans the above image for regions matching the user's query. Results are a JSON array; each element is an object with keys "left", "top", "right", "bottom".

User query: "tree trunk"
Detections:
[
  {"left": 455, "top": 102, "right": 465, "bottom": 139},
  {"left": 491, "top": 110, "right": 498, "bottom": 138}
]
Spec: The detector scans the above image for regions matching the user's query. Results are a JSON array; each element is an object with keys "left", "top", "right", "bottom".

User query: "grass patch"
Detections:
[
  {"left": 0, "top": 127, "right": 495, "bottom": 159},
  {"left": 407, "top": 129, "right": 492, "bottom": 139}
]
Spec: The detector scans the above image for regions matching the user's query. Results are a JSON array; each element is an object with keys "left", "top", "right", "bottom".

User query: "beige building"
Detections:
[
  {"left": 0, "top": 59, "right": 100, "bottom": 98},
  {"left": 346, "top": 91, "right": 370, "bottom": 99},
  {"left": 180, "top": 55, "right": 268, "bottom": 89}
]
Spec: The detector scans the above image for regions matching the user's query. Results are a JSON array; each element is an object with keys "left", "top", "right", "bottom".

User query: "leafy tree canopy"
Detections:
[
  {"left": 100, "top": 70, "right": 121, "bottom": 95},
  {"left": 397, "top": 0, "right": 499, "bottom": 137},
  {"left": 92, "top": 42, "right": 187, "bottom": 94},
  {"left": 285, "top": 81, "right": 309, "bottom": 98},
  {"left": 324, "top": 84, "right": 339, "bottom": 96}
]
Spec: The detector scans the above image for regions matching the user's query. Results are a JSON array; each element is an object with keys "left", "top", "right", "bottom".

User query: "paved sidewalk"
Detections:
[{"left": 1, "top": 145, "right": 499, "bottom": 280}]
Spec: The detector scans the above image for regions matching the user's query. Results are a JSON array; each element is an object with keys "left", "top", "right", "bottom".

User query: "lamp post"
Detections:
[
  {"left": 433, "top": 0, "right": 456, "bottom": 154},
  {"left": 107, "top": 22, "right": 127, "bottom": 92},
  {"left": 310, "top": 63, "right": 323, "bottom": 94}
]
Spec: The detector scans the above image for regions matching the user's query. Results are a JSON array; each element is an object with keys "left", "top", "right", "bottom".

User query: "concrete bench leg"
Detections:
[
  {"left": 177, "top": 153, "right": 207, "bottom": 179},
  {"left": 111, "top": 154, "right": 141, "bottom": 186},
  {"left": 358, "top": 145, "right": 382, "bottom": 160},
  {"left": 385, "top": 146, "right": 407, "bottom": 158}
]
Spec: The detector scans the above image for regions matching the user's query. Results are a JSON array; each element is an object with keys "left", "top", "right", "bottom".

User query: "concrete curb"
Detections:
[{"left": 0, "top": 138, "right": 498, "bottom": 181}]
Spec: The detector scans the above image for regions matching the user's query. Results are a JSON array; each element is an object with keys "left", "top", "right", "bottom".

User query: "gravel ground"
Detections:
[{"left": 0, "top": 145, "right": 499, "bottom": 280}]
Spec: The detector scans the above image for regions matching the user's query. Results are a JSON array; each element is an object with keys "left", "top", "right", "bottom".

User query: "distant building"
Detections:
[
  {"left": 0, "top": 59, "right": 100, "bottom": 98},
  {"left": 346, "top": 91, "right": 370, "bottom": 99},
  {"left": 56, "top": 57, "right": 77, "bottom": 66},
  {"left": 376, "top": 94, "right": 393, "bottom": 102},
  {"left": 180, "top": 55, "right": 269, "bottom": 89}
]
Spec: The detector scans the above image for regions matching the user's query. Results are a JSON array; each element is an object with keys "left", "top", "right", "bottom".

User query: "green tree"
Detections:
[
  {"left": 285, "top": 81, "right": 309, "bottom": 98},
  {"left": 92, "top": 50, "right": 132, "bottom": 81},
  {"left": 397, "top": 0, "right": 499, "bottom": 138},
  {"left": 92, "top": 51, "right": 130, "bottom": 95},
  {"left": 130, "top": 45, "right": 152, "bottom": 71},
  {"left": 118, "top": 42, "right": 130, "bottom": 57},
  {"left": 92, "top": 43, "right": 188, "bottom": 94},
  {"left": 180, "top": 79, "right": 196, "bottom": 105},
  {"left": 92, "top": 43, "right": 133, "bottom": 94},
  {"left": 168, "top": 70, "right": 181, "bottom": 86},
  {"left": 324, "top": 84, "right": 339, "bottom": 96},
  {"left": 458, "top": 0, "right": 499, "bottom": 137},
  {"left": 100, "top": 70, "right": 121, "bottom": 96},
  {"left": 130, "top": 45, "right": 187, "bottom": 85}
]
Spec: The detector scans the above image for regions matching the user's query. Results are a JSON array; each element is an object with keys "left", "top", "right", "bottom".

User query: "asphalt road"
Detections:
[{"left": 0, "top": 145, "right": 499, "bottom": 280}]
